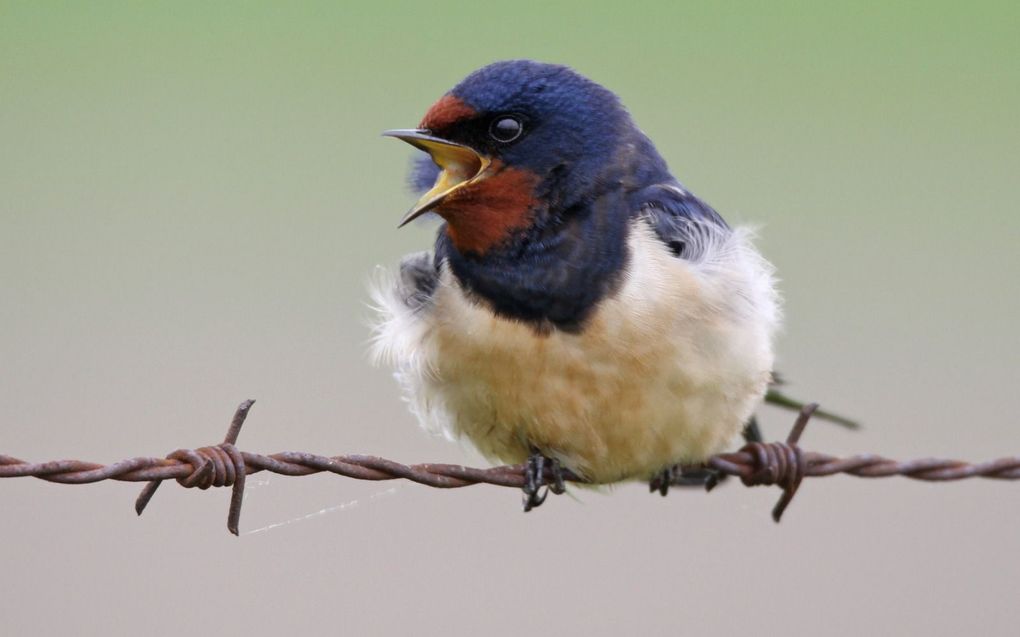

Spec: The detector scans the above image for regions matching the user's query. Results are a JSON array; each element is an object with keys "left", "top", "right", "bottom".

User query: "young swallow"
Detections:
[{"left": 373, "top": 60, "right": 781, "bottom": 508}]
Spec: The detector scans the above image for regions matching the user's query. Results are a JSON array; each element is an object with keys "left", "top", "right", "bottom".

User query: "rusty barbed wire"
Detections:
[{"left": 2, "top": 399, "right": 1018, "bottom": 535}]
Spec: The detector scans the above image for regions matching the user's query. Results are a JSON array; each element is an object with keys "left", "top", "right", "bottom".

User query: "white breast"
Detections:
[{"left": 370, "top": 220, "right": 780, "bottom": 483}]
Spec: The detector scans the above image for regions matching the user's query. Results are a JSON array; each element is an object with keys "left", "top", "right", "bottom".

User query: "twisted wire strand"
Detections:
[{"left": 2, "top": 400, "right": 1018, "bottom": 534}]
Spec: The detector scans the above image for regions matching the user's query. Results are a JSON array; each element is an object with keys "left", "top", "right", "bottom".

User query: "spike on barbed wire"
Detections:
[
  {"left": 134, "top": 399, "right": 255, "bottom": 535},
  {"left": 4, "top": 399, "right": 1020, "bottom": 535},
  {"left": 709, "top": 402, "right": 816, "bottom": 521}
]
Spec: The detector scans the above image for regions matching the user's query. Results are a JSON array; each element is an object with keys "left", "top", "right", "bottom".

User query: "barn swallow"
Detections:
[{"left": 373, "top": 60, "right": 840, "bottom": 510}]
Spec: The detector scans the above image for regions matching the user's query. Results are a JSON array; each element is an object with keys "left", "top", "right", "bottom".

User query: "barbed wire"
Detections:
[{"left": 2, "top": 400, "right": 1018, "bottom": 535}]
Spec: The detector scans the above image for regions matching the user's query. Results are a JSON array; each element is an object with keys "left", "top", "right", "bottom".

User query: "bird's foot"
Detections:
[
  {"left": 649, "top": 466, "right": 678, "bottom": 496},
  {"left": 649, "top": 464, "right": 727, "bottom": 496},
  {"left": 650, "top": 417, "right": 762, "bottom": 496},
  {"left": 522, "top": 451, "right": 566, "bottom": 512}
]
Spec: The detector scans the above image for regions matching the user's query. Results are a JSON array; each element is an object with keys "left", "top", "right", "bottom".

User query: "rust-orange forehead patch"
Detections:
[{"left": 420, "top": 95, "right": 475, "bottom": 131}]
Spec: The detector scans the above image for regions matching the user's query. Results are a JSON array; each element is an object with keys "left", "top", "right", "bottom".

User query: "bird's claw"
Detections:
[
  {"left": 649, "top": 466, "right": 677, "bottom": 496},
  {"left": 650, "top": 416, "right": 762, "bottom": 495},
  {"left": 522, "top": 451, "right": 565, "bottom": 512},
  {"left": 649, "top": 464, "right": 727, "bottom": 495}
]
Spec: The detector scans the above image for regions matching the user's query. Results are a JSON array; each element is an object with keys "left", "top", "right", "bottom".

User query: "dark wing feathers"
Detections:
[
  {"left": 631, "top": 183, "right": 729, "bottom": 260},
  {"left": 397, "top": 251, "right": 440, "bottom": 312}
]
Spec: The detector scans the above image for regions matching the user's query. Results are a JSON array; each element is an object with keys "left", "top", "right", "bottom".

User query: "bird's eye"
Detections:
[{"left": 489, "top": 116, "right": 524, "bottom": 143}]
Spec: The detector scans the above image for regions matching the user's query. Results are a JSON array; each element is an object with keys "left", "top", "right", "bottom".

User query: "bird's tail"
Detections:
[{"left": 764, "top": 386, "right": 860, "bottom": 430}]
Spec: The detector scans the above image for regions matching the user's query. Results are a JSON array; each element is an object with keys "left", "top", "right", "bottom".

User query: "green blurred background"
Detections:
[{"left": 2, "top": 2, "right": 1017, "bottom": 635}]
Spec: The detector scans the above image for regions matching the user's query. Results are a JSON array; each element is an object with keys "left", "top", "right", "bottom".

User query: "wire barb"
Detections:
[
  {"left": 728, "top": 403, "right": 815, "bottom": 521},
  {"left": 134, "top": 399, "right": 254, "bottom": 535},
  {"left": 3, "top": 399, "right": 1020, "bottom": 535}
]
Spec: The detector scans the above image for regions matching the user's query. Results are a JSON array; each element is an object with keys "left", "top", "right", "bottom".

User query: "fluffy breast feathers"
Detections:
[{"left": 370, "top": 219, "right": 780, "bottom": 483}]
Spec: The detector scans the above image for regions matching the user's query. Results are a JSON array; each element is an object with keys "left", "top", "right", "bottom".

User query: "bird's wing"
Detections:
[
  {"left": 634, "top": 183, "right": 860, "bottom": 430},
  {"left": 631, "top": 183, "right": 729, "bottom": 260},
  {"left": 396, "top": 250, "right": 440, "bottom": 312}
]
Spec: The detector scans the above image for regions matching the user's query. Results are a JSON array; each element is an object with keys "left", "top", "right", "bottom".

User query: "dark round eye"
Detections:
[{"left": 489, "top": 116, "right": 523, "bottom": 143}]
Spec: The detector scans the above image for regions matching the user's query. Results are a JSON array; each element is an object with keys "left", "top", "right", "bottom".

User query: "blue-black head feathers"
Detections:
[{"left": 399, "top": 60, "right": 728, "bottom": 330}]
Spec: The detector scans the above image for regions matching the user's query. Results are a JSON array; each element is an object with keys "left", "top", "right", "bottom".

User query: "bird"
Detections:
[{"left": 372, "top": 60, "right": 800, "bottom": 509}]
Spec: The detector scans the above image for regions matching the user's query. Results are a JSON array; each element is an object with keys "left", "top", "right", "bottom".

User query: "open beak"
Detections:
[{"left": 383, "top": 129, "right": 491, "bottom": 227}]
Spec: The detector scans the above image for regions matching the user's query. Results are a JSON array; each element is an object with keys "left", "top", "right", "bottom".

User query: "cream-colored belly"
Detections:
[{"left": 372, "top": 222, "right": 778, "bottom": 483}]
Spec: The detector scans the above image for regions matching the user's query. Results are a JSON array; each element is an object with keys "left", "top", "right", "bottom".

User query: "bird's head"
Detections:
[{"left": 385, "top": 60, "right": 653, "bottom": 257}]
